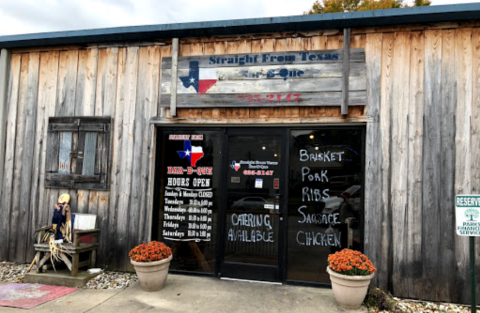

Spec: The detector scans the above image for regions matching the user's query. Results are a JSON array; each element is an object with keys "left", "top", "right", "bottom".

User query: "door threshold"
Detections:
[{"left": 220, "top": 277, "right": 282, "bottom": 285}]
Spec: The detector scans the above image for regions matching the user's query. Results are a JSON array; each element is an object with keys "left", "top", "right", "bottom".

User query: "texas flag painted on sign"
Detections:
[
  {"left": 179, "top": 61, "right": 217, "bottom": 94},
  {"left": 177, "top": 140, "right": 204, "bottom": 167},
  {"left": 230, "top": 161, "right": 241, "bottom": 171}
]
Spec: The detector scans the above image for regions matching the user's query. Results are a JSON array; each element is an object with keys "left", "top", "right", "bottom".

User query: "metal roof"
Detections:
[{"left": 1, "top": 3, "right": 480, "bottom": 49}]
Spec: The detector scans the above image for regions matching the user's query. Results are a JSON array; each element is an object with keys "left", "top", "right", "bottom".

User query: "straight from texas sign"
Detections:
[
  {"left": 456, "top": 195, "right": 480, "bottom": 236},
  {"left": 160, "top": 49, "right": 366, "bottom": 109}
]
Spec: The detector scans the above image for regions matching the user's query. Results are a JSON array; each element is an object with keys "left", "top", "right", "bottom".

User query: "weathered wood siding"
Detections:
[
  {"left": 0, "top": 46, "right": 158, "bottom": 272},
  {"left": 0, "top": 25, "right": 479, "bottom": 304},
  {"left": 363, "top": 29, "right": 478, "bottom": 304}
]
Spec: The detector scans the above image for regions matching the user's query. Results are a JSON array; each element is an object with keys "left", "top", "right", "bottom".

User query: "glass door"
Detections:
[{"left": 220, "top": 128, "right": 285, "bottom": 282}]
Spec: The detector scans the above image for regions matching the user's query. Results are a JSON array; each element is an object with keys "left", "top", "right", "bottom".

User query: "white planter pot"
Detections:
[
  {"left": 327, "top": 266, "right": 375, "bottom": 310},
  {"left": 131, "top": 255, "right": 172, "bottom": 292}
]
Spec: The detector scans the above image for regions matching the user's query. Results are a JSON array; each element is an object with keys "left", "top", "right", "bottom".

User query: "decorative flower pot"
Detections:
[
  {"left": 131, "top": 255, "right": 172, "bottom": 292},
  {"left": 327, "top": 266, "right": 375, "bottom": 310}
]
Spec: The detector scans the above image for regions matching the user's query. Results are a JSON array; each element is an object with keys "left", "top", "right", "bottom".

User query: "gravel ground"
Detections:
[
  {"left": 0, "top": 260, "right": 475, "bottom": 311},
  {"left": 368, "top": 299, "right": 472, "bottom": 313},
  {"left": 84, "top": 271, "right": 137, "bottom": 289},
  {"left": 0, "top": 261, "right": 30, "bottom": 283},
  {"left": 0, "top": 260, "right": 137, "bottom": 289}
]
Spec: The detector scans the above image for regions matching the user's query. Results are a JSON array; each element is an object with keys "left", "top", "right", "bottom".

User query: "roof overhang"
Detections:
[{"left": 1, "top": 3, "right": 480, "bottom": 49}]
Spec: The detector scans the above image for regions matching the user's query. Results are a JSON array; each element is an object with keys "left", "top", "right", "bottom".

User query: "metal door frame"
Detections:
[{"left": 218, "top": 127, "right": 287, "bottom": 282}]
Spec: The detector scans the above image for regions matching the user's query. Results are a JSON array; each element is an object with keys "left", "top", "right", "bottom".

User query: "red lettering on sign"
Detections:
[{"left": 237, "top": 93, "right": 301, "bottom": 104}]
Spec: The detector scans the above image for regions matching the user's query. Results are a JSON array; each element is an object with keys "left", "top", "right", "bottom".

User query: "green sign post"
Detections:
[{"left": 456, "top": 195, "right": 479, "bottom": 313}]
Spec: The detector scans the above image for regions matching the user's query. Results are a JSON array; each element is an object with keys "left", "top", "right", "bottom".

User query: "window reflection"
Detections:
[
  {"left": 224, "top": 135, "right": 280, "bottom": 267},
  {"left": 287, "top": 128, "right": 364, "bottom": 283}
]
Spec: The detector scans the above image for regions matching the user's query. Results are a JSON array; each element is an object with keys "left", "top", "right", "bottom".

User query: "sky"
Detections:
[{"left": 0, "top": 0, "right": 478, "bottom": 36}]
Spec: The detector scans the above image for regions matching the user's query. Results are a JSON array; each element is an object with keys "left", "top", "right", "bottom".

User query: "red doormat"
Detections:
[{"left": 0, "top": 283, "right": 77, "bottom": 309}]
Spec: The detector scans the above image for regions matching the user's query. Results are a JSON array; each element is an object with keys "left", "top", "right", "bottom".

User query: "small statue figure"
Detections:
[{"left": 52, "top": 193, "right": 72, "bottom": 243}]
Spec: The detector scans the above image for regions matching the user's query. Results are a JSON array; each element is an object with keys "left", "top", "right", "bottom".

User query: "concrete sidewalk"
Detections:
[{"left": 0, "top": 275, "right": 367, "bottom": 312}]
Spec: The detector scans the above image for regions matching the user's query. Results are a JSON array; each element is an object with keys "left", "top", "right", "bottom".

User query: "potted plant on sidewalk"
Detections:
[
  {"left": 129, "top": 241, "right": 173, "bottom": 291},
  {"left": 327, "top": 249, "right": 377, "bottom": 309}
]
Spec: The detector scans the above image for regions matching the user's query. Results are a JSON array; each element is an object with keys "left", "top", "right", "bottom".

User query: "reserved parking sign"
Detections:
[{"left": 456, "top": 195, "right": 480, "bottom": 237}]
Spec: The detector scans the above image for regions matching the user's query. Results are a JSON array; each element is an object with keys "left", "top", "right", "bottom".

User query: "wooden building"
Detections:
[{"left": 0, "top": 3, "right": 480, "bottom": 304}]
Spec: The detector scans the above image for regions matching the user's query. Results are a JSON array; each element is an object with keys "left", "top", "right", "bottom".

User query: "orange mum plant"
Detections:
[
  {"left": 129, "top": 241, "right": 172, "bottom": 262},
  {"left": 328, "top": 249, "right": 377, "bottom": 276}
]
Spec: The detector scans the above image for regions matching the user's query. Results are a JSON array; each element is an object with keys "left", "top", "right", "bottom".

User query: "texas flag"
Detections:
[
  {"left": 177, "top": 140, "right": 204, "bottom": 167},
  {"left": 179, "top": 61, "right": 217, "bottom": 94},
  {"left": 230, "top": 161, "right": 241, "bottom": 171}
]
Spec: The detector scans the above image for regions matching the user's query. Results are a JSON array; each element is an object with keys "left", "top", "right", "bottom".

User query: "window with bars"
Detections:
[{"left": 45, "top": 116, "right": 112, "bottom": 190}]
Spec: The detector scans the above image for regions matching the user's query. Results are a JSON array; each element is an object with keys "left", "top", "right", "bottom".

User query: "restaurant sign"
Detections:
[{"left": 160, "top": 49, "right": 366, "bottom": 108}]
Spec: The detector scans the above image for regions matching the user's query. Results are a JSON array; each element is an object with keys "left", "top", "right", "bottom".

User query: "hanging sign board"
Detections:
[
  {"left": 160, "top": 49, "right": 366, "bottom": 108},
  {"left": 456, "top": 195, "right": 480, "bottom": 236}
]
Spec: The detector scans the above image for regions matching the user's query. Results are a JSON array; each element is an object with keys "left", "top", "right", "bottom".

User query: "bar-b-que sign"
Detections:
[{"left": 160, "top": 49, "right": 366, "bottom": 108}]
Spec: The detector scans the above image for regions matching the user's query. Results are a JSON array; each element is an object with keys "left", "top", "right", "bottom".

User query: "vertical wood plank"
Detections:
[
  {"left": 30, "top": 51, "right": 59, "bottom": 262},
  {"left": 379, "top": 32, "right": 394, "bottom": 292},
  {"left": 0, "top": 49, "right": 10, "bottom": 195},
  {"left": 342, "top": 28, "right": 351, "bottom": 115},
  {"left": 108, "top": 47, "right": 126, "bottom": 270},
  {"left": 472, "top": 28, "right": 480, "bottom": 300},
  {"left": 327, "top": 35, "right": 343, "bottom": 48},
  {"left": 143, "top": 46, "right": 161, "bottom": 244},
  {"left": 159, "top": 45, "right": 172, "bottom": 118},
  {"left": 406, "top": 31, "right": 424, "bottom": 299},
  {"left": 76, "top": 49, "right": 98, "bottom": 116},
  {"left": 175, "top": 43, "right": 191, "bottom": 119},
  {"left": 350, "top": 35, "right": 366, "bottom": 116},
  {"left": 226, "top": 40, "right": 251, "bottom": 118},
  {"left": 422, "top": 29, "right": 442, "bottom": 302},
  {"left": 95, "top": 47, "right": 118, "bottom": 267},
  {"left": 127, "top": 46, "right": 148, "bottom": 270},
  {"left": 0, "top": 54, "right": 21, "bottom": 261},
  {"left": 170, "top": 38, "right": 179, "bottom": 117},
  {"left": 310, "top": 36, "right": 327, "bottom": 50},
  {"left": 20, "top": 53, "right": 40, "bottom": 263},
  {"left": 128, "top": 45, "right": 160, "bottom": 268},
  {"left": 454, "top": 27, "right": 472, "bottom": 304},
  {"left": 89, "top": 48, "right": 107, "bottom": 224},
  {"left": 56, "top": 50, "right": 78, "bottom": 116},
  {"left": 363, "top": 32, "right": 383, "bottom": 287},
  {"left": 437, "top": 28, "right": 456, "bottom": 302},
  {"left": 351, "top": 34, "right": 367, "bottom": 50},
  {"left": 10, "top": 54, "right": 29, "bottom": 262},
  {"left": 76, "top": 49, "right": 99, "bottom": 214},
  {"left": 390, "top": 32, "right": 410, "bottom": 298},
  {"left": 115, "top": 46, "right": 139, "bottom": 271},
  {"left": 95, "top": 48, "right": 118, "bottom": 117}
]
